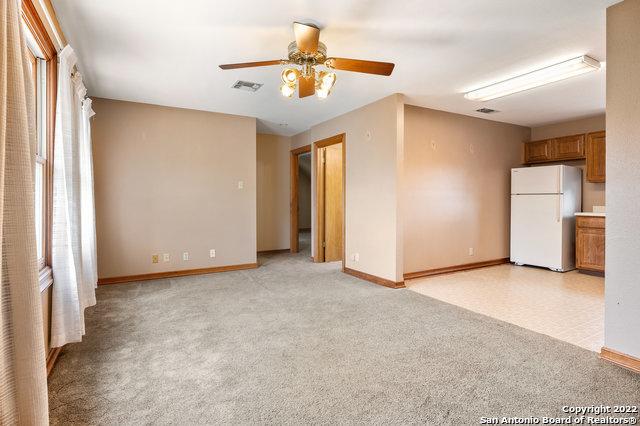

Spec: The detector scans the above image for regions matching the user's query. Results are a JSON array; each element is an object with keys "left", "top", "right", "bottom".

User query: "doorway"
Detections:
[
  {"left": 297, "top": 153, "right": 312, "bottom": 254},
  {"left": 314, "top": 134, "right": 345, "bottom": 263},
  {"left": 290, "top": 145, "right": 311, "bottom": 254}
]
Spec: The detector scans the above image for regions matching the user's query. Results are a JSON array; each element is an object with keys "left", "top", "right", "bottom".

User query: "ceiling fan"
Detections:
[{"left": 219, "top": 22, "right": 395, "bottom": 99}]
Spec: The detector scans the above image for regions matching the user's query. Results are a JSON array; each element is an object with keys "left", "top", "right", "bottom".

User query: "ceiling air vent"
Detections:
[
  {"left": 476, "top": 107, "right": 499, "bottom": 114},
  {"left": 232, "top": 80, "right": 263, "bottom": 92}
]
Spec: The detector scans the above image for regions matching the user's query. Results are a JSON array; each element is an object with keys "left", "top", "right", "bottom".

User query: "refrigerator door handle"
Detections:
[{"left": 556, "top": 195, "right": 561, "bottom": 223}]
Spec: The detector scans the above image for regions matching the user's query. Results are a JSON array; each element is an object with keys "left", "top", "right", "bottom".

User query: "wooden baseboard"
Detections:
[
  {"left": 600, "top": 347, "right": 640, "bottom": 374},
  {"left": 46, "top": 346, "right": 62, "bottom": 377},
  {"left": 97, "top": 263, "right": 258, "bottom": 285},
  {"left": 403, "top": 257, "right": 510, "bottom": 280},
  {"left": 257, "top": 248, "right": 290, "bottom": 255},
  {"left": 343, "top": 267, "right": 405, "bottom": 289}
]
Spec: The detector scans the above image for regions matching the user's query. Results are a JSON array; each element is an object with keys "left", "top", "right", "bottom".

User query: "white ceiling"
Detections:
[{"left": 52, "top": 0, "right": 618, "bottom": 136}]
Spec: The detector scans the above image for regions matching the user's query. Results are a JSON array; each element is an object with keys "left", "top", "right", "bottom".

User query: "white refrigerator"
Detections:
[{"left": 510, "top": 165, "right": 582, "bottom": 272}]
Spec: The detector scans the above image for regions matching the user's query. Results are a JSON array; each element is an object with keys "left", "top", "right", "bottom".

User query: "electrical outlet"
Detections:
[
  {"left": 151, "top": 254, "right": 159, "bottom": 264},
  {"left": 468, "top": 247, "right": 474, "bottom": 256},
  {"left": 183, "top": 252, "right": 189, "bottom": 261},
  {"left": 209, "top": 249, "right": 216, "bottom": 258},
  {"left": 352, "top": 253, "right": 360, "bottom": 262},
  {"left": 163, "top": 253, "right": 170, "bottom": 262}
]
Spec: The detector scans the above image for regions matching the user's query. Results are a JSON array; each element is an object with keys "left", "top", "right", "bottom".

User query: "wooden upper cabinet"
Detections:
[
  {"left": 586, "top": 131, "right": 606, "bottom": 182},
  {"left": 524, "top": 140, "right": 553, "bottom": 163},
  {"left": 524, "top": 132, "right": 603, "bottom": 168},
  {"left": 554, "top": 134, "right": 585, "bottom": 160}
]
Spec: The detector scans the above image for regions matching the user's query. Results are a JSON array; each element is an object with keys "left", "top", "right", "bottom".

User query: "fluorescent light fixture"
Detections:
[{"left": 464, "top": 56, "right": 601, "bottom": 102}]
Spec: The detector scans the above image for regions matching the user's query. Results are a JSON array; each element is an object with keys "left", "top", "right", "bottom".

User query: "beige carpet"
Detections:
[{"left": 48, "top": 250, "right": 640, "bottom": 424}]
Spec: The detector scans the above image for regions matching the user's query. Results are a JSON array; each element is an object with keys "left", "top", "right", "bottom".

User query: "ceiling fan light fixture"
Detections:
[
  {"left": 316, "top": 87, "right": 330, "bottom": 99},
  {"left": 280, "top": 83, "right": 296, "bottom": 98},
  {"left": 281, "top": 68, "right": 300, "bottom": 85},
  {"left": 318, "top": 71, "right": 336, "bottom": 92}
]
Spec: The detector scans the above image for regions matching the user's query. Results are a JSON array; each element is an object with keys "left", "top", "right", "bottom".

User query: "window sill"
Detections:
[{"left": 39, "top": 266, "right": 53, "bottom": 293}]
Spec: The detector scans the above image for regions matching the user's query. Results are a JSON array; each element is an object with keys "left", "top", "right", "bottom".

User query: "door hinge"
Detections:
[
  {"left": 321, "top": 149, "right": 326, "bottom": 164},
  {"left": 322, "top": 241, "right": 326, "bottom": 248}
]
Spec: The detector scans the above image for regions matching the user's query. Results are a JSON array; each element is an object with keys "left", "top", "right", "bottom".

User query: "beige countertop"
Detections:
[{"left": 575, "top": 212, "right": 606, "bottom": 217}]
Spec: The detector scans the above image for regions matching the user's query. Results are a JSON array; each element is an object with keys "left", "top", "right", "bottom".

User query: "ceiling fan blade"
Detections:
[
  {"left": 325, "top": 57, "right": 395, "bottom": 76},
  {"left": 299, "top": 75, "right": 315, "bottom": 98},
  {"left": 219, "top": 60, "right": 285, "bottom": 70},
  {"left": 293, "top": 22, "right": 320, "bottom": 54}
]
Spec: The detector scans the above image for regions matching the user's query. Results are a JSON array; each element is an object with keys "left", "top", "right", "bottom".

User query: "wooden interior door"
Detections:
[{"left": 322, "top": 143, "right": 343, "bottom": 262}]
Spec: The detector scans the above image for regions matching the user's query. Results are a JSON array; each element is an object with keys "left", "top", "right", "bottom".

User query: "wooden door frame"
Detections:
[
  {"left": 313, "top": 134, "right": 346, "bottom": 267},
  {"left": 290, "top": 144, "right": 311, "bottom": 253}
]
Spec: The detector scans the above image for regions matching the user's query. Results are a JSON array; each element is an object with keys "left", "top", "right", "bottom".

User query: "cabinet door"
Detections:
[
  {"left": 576, "top": 218, "right": 605, "bottom": 272},
  {"left": 524, "top": 140, "right": 553, "bottom": 163},
  {"left": 586, "top": 131, "right": 606, "bottom": 183},
  {"left": 554, "top": 134, "right": 585, "bottom": 160}
]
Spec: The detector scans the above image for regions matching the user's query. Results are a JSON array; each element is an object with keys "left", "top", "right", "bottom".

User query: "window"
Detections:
[
  {"left": 21, "top": 0, "right": 57, "bottom": 288},
  {"left": 25, "top": 36, "right": 47, "bottom": 267}
]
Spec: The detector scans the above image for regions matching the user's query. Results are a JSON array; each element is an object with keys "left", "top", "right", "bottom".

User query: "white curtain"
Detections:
[
  {"left": 80, "top": 98, "right": 97, "bottom": 291},
  {"left": 0, "top": 0, "right": 50, "bottom": 422},
  {"left": 50, "top": 46, "right": 97, "bottom": 348}
]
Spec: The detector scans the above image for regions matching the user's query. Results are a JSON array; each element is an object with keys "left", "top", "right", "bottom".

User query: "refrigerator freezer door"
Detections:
[
  {"left": 510, "top": 194, "right": 563, "bottom": 270},
  {"left": 511, "top": 165, "right": 562, "bottom": 194}
]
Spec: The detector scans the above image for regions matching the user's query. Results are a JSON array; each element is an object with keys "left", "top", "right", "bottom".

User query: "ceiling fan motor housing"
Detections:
[{"left": 288, "top": 41, "right": 327, "bottom": 66}]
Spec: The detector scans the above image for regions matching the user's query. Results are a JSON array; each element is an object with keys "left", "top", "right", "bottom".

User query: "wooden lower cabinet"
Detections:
[{"left": 576, "top": 216, "right": 605, "bottom": 273}]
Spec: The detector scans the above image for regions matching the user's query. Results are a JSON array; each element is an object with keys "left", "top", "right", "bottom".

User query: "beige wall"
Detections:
[
  {"left": 531, "top": 114, "right": 606, "bottom": 212},
  {"left": 291, "top": 132, "right": 310, "bottom": 151},
  {"left": 530, "top": 114, "right": 605, "bottom": 140},
  {"left": 92, "top": 98, "right": 257, "bottom": 278},
  {"left": 256, "top": 133, "right": 290, "bottom": 251},
  {"left": 298, "top": 154, "right": 311, "bottom": 229},
  {"left": 291, "top": 94, "right": 405, "bottom": 282},
  {"left": 403, "top": 105, "right": 530, "bottom": 273},
  {"left": 605, "top": 0, "right": 640, "bottom": 359}
]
